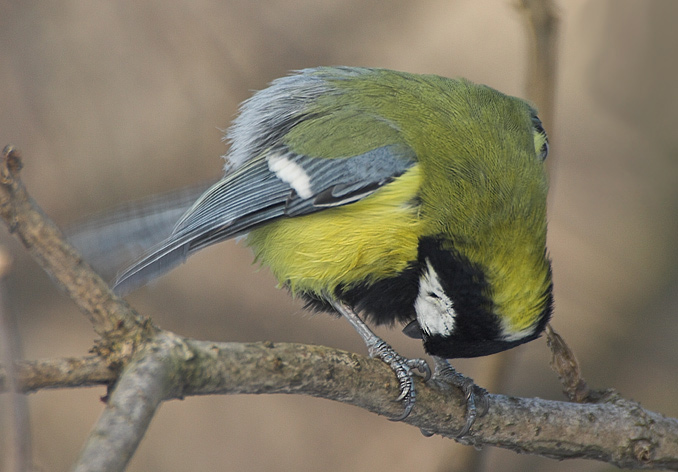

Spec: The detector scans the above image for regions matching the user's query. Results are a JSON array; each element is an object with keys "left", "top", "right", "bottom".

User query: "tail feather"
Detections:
[{"left": 112, "top": 237, "right": 192, "bottom": 295}]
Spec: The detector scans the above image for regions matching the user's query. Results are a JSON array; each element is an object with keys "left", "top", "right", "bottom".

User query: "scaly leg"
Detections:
[
  {"left": 332, "top": 301, "right": 431, "bottom": 420},
  {"left": 431, "top": 356, "right": 489, "bottom": 437}
]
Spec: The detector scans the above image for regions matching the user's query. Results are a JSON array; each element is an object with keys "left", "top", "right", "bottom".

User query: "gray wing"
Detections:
[
  {"left": 66, "top": 182, "right": 214, "bottom": 280},
  {"left": 112, "top": 144, "right": 416, "bottom": 294}
]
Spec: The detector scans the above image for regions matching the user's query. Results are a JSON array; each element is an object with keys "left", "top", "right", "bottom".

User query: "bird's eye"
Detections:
[
  {"left": 427, "top": 291, "right": 441, "bottom": 300},
  {"left": 537, "top": 139, "right": 549, "bottom": 160},
  {"left": 532, "top": 116, "right": 549, "bottom": 161}
]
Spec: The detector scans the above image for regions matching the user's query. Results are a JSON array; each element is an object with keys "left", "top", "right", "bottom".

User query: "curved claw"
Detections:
[
  {"left": 394, "top": 384, "right": 412, "bottom": 403},
  {"left": 368, "top": 340, "right": 429, "bottom": 421},
  {"left": 408, "top": 358, "right": 432, "bottom": 382},
  {"left": 389, "top": 399, "right": 414, "bottom": 422},
  {"left": 330, "top": 301, "right": 431, "bottom": 422},
  {"left": 475, "top": 385, "right": 490, "bottom": 417},
  {"left": 456, "top": 386, "right": 478, "bottom": 437},
  {"left": 455, "top": 383, "right": 489, "bottom": 437},
  {"left": 431, "top": 357, "right": 489, "bottom": 437}
]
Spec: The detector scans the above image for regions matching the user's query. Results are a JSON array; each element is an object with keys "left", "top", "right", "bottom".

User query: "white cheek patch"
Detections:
[
  {"left": 415, "top": 260, "right": 456, "bottom": 337},
  {"left": 267, "top": 153, "right": 313, "bottom": 199}
]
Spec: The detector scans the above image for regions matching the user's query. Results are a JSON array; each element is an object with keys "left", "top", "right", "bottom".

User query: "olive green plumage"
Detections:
[
  {"left": 114, "top": 66, "right": 552, "bottom": 359},
  {"left": 245, "top": 68, "right": 551, "bottom": 342},
  {"left": 112, "top": 67, "right": 553, "bottom": 427}
]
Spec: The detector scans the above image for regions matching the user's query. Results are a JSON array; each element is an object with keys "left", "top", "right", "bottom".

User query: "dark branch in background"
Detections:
[
  {"left": 0, "top": 247, "right": 32, "bottom": 472},
  {"left": 518, "top": 0, "right": 559, "bottom": 131},
  {"left": 516, "top": 0, "right": 602, "bottom": 407},
  {"left": 444, "top": 4, "right": 561, "bottom": 471}
]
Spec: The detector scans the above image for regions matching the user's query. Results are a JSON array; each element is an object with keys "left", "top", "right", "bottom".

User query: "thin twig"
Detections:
[
  {"left": 0, "top": 146, "right": 155, "bottom": 365},
  {"left": 72, "top": 335, "right": 177, "bottom": 472},
  {"left": 0, "top": 356, "right": 116, "bottom": 393},
  {"left": 3, "top": 142, "right": 678, "bottom": 470}
]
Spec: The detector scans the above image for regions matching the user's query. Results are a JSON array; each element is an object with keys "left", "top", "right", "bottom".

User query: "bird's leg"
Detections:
[
  {"left": 431, "top": 356, "right": 489, "bottom": 437},
  {"left": 332, "top": 301, "right": 431, "bottom": 421}
]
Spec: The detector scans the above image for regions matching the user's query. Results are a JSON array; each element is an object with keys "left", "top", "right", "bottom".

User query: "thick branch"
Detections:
[
  {"left": 3, "top": 334, "right": 678, "bottom": 468},
  {"left": 173, "top": 339, "right": 678, "bottom": 470},
  {"left": 5, "top": 338, "right": 677, "bottom": 469},
  {"left": 4, "top": 145, "right": 678, "bottom": 471}
]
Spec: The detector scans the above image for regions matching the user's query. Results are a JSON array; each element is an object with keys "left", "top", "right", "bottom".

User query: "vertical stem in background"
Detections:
[
  {"left": 0, "top": 248, "right": 33, "bottom": 472},
  {"left": 519, "top": 0, "right": 559, "bottom": 133},
  {"left": 440, "top": 2, "right": 560, "bottom": 472},
  {"left": 483, "top": 0, "right": 560, "bottom": 394},
  {"left": 484, "top": 0, "right": 560, "bottom": 419}
]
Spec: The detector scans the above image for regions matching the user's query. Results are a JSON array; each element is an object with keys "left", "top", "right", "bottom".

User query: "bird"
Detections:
[{"left": 113, "top": 66, "right": 553, "bottom": 436}]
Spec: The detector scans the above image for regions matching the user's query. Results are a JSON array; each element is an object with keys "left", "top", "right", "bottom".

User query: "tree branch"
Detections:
[
  {"left": 0, "top": 246, "right": 32, "bottom": 472},
  {"left": 3, "top": 146, "right": 678, "bottom": 470},
  {"left": 5, "top": 336, "right": 678, "bottom": 469},
  {"left": 516, "top": 0, "right": 559, "bottom": 130},
  {"left": 0, "top": 356, "right": 116, "bottom": 393},
  {"left": 72, "top": 335, "right": 177, "bottom": 472},
  {"left": 168, "top": 339, "right": 678, "bottom": 469},
  {"left": 0, "top": 146, "right": 152, "bottom": 347}
]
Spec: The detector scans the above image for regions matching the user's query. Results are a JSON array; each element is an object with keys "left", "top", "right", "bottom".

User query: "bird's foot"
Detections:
[
  {"left": 332, "top": 300, "right": 431, "bottom": 421},
  {"left": 368, "top": 340, "right": 431, "bottom": 421},
  {"left": 432, "top": 356, "right": 489, "bottom": 437}
]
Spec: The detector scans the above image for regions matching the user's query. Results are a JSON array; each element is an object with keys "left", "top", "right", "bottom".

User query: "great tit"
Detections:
[{"left": 114, "top": 67, "right": 553, "bottom": 435}]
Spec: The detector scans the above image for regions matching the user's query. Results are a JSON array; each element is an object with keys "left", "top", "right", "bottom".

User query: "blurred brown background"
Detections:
[{"left": 1, "top": 1, "right": 677, "bottom": 471}]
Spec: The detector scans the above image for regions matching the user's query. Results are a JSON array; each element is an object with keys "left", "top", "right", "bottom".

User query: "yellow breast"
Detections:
[{"left": 246, "top": 166, "right": 423, "bottom": 297}]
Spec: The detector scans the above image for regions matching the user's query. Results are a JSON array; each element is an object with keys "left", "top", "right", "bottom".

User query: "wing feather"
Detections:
[
  {"left": 113, "top": 144, "right": 415, "bottom": 294},
  {"left": 113, "top": 68, "right": 422, "bottom": 294}
]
